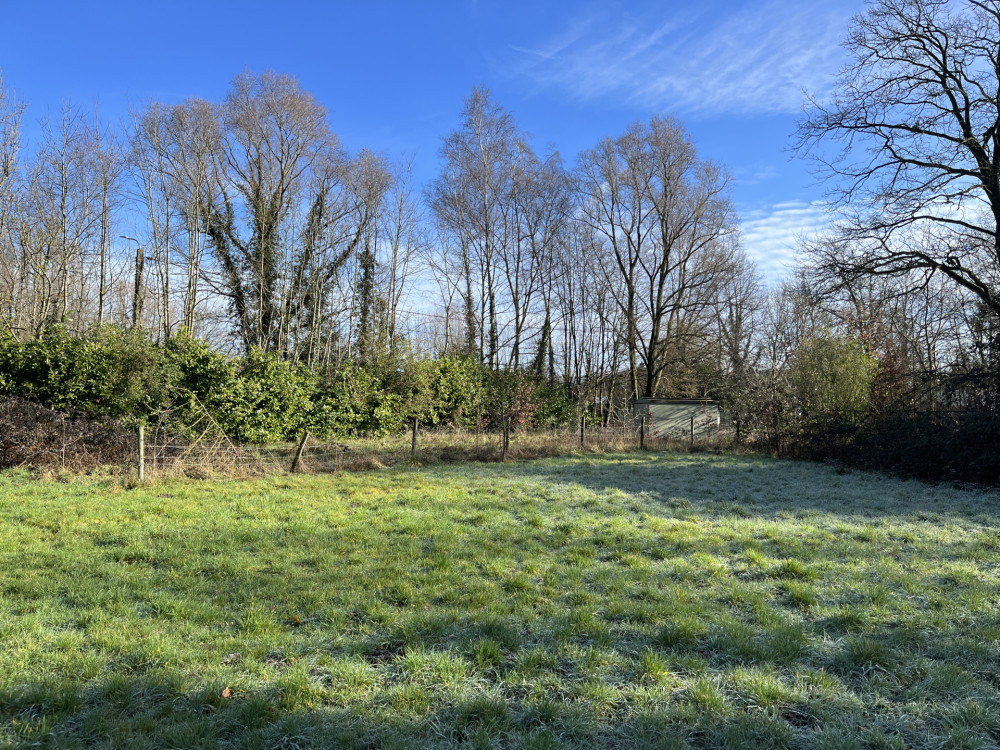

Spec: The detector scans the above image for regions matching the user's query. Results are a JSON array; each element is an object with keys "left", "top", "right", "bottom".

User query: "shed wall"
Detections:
[{"left": 635, "top": 402, "right": 720, "bottom": 439}]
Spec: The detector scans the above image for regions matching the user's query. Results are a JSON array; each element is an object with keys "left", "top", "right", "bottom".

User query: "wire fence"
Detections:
[
  {"left": 0, "top": 393, "right": 736, "bottom": 479},
  {"left": 5, "top": 380, "right": 999, "bottom": 482},
  {"left": 136, "top": 415, "right": 732, "bottom": 480}
]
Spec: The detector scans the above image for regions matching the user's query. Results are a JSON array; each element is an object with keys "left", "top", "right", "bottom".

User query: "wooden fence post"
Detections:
[
  {"left": 735, "top": 418, "right": 741, "bottom": 443},
  {"left": 500, "top": 414, "right": 510, "bottom": 461},
  {"left": 137, "top": 422, "right": 145, "bottom": 482},
  {"left": 690, "top": 415, "right": 695, "bottom": 447},
  {"left": 411, "top": 417, "right": 419, "bottom": 458},
  {"left": 291, "top": 429, "right": 310, "bottom": 473},
  {"left": 580, "top": 414, "right": 585, "bottom": 448},
  {"left": 640, "top": 418, "right": 645, "bottom": 450}
]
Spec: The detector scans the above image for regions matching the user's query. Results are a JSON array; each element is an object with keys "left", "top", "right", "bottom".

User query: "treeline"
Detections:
[
  {"left": 2, "top": 13, "right": 1000, "bottom": 486},
  {"left": 0, "top": 69, "right": 757, "bottom": 417},
  {"left": 720, "top": 274, "right": 1000, "bottom": 484}
]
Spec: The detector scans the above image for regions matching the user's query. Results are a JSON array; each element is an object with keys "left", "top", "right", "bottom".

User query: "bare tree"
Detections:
[
  {"left": 554, "top": 221, "right": 629, "bottom": 418},
  {"left": 90, "top": 107, "right": 123, "bottom": 329},
  {"left": 159, "top": 99, "right": 219, "bottom": 335},
  {"left": 711, "top": 247, "right": 763, "bottom": 377},
  {"left": 525, "top": 152, "right": 573, "bottom": 380},
  {"left": 128, "top": 101, "right": 179, "bottom": 337},
  {"left": 429, "top": 86, "right": 522, "bottom": 368},
  {"left": 0, "top": 72, "right": 26, "bottom": 334},
  {"left": 578, "top": 116, "right": 738, "bottom": 399},
  {"left": 503, "top": 148, "right": 571, "bottom": 369},
  {"left": 421, "top": 229, "right": 466, "bottom": 355},
  {"left": 577, "top": 132, "right": 644, "bottom": 398},
  {"left": 799, "top": 0, "right": 1000, "bottom": 316},
  {"left": 202, "top": 69, "right": 344, "bottom": 353},
  {"left": 376, "top": 156, "right": 423, "bottom": 355},
  {"left": 18, "top": 103, "right": 98, "bottom": 333}
]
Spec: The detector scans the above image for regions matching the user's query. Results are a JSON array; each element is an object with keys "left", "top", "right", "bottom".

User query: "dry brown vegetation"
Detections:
[
  {"left": 0, "top": 397, "right": 134, "bottom": 472},
  {"left": 269, "top": 427, "right": 725, "bottom": 476}
]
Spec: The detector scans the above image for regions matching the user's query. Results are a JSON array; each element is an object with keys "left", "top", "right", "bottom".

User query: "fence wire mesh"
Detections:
[
  {"left": 0, "top": 391, "right": 737, "bottom": 478},
  {"left": 136, "top": 414, "right": 731, "bottom": 479}
]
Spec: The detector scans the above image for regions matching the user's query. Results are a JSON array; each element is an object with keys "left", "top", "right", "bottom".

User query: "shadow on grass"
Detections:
[
  {"left": 0, "top": 678, "right": 702, "bottom": 749},
  {"left": 0, "top": 661, "right": 919, "bottom": 749},
  {"left": 490, "top": 451, "right": 1000, "bottom": 521},
  {"left": 5, "top": 626, "right": 999, "bottom": 749},
  {"left": 0, "top": 631, "right": 792, "bottom": 749}
]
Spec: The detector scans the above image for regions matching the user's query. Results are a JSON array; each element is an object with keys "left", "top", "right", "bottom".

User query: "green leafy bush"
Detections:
[
  {"left": 224, "top": 348, "right": 315, "bottom": 443},
  {"left": 0, "top": 327, "right": 580, "bottom": 445},
  {"left": 429, "top": 356, "right": 487, "bottom": 428},
  {"left": 165, "top": 331, "right": 236, "bottom": 407},
  {"left": 792, "top": 335, "right": 876, "bottom": 425},
  {"left": 532, "top": 382, "right": 576, "bottom": 428},
  {"left": 0, "top": 325, "right": 175, "bottom": 424},
  {"left": 166, "top": 334, "right": 315, "bottom": 442},
  {"left": 309, "top": 362, "right": 381, "bottom": 438}
]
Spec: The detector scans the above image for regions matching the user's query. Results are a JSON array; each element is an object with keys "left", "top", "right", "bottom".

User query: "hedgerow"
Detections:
[{"left": 0, "top": 326, "right": 577, "bottom": 443}]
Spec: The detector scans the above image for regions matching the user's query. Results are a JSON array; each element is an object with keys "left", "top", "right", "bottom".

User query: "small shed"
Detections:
[{"left": 633, "top": 398, "right": 721, "bottom": 440}]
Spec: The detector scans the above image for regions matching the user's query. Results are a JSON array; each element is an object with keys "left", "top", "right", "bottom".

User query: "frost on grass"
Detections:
[{"left": 0, "top": 452, "right": 999, "bottom": 748}]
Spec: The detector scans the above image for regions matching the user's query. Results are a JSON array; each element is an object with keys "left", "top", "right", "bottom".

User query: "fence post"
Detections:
[
  {"left": 735, "top": 418, "right": 741, "bottom": 443},
  {"left": 291, "top": 429, "right": 310, "bottom": 473},
  {"left": 411, "top": 417, "right": 419, "bottom": 458},
  {"left": 640, "top": 418, "right": 645, "bottom": 450},
  {"left": 690, "top": 415, "right": 695, "bottom": 447},
  {"left": 500, "top": 414, "right": 509, "bottom": 462},
  {"left": 580, "top": 414, "right": 585, "bottom": 448},
  {"left": 137, "top": 421, "right": 145, "bottom": 482}
]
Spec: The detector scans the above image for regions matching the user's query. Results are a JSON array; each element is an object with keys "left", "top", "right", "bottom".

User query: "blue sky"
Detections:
[{"left": 0, "top": 0, "right": 864, "bottom": 280}]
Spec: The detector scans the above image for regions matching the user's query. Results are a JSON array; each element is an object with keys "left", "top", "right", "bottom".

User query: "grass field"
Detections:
[{"left": 1, "top": 452, "right": 999, "bottom": 749}]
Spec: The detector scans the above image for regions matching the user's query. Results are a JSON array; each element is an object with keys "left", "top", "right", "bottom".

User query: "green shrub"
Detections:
[
  {"left": 0, "top": 324, "right": 175, "bottom": 424},
  {"left": 167, "top": 335, "right": 315, "bottom": 443},
  {"left": 0, "top": 327, "right": 582, "bottom": 445},
  {"left": 309, "top": 362, "right": 381, "bottom": 438},
  {"left": 375, "top": 349, "right": 436, "bottom": 430},
  {"left": 223, "top": 348, "right": 315, "bottom": 443},
  {"left": 532, "top": 382, "right": 576, "bottom": 428},
  {"left": 792, "top": 335, "right": 876, "bottom": 425},
  {"left": 165, "top": 331, "right": 236, "bottom": 406},
  {"left": 430, "top": 356, "right": 487, "bottom": 428}
]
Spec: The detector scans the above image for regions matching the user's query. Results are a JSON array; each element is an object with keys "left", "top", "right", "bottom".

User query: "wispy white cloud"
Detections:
[
  {"left": 740, "top": 200, "right": 830, "bottom": 280},
  {"left": 513, "top": 1, "right": 856, "bottom": 116},
  {"left": 733, "top": 162, "right": 780, "bottom": 186}
]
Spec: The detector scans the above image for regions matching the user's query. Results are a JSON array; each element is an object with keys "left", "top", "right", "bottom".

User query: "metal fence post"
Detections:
[{"left": 690, "top": 415, "right": 695, "bottom": 447}]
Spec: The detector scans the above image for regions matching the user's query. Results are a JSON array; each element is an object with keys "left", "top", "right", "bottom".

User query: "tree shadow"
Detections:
[{"left": 489, "top": 451, "right": 1000, "bottom": 522}]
